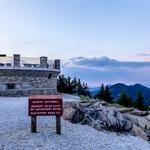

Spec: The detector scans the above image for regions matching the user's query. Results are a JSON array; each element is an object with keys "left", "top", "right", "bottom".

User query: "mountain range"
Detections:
[{"left": 90, "top": 83, "right": 150, "bottom": 105}]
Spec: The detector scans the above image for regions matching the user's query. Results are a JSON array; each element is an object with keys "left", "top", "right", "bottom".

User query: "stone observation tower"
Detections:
[{"left": 0, "top": 54, "right": 60, "bottom": 96}]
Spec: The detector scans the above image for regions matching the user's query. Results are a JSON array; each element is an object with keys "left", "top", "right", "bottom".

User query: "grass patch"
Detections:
[{"left": 79, "top": 95, "right": 90, "bottom": 102}]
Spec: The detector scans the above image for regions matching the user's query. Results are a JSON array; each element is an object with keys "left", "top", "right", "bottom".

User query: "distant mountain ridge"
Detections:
[{"left": 90, "top": 83, "right": 150, "bottom": 105}]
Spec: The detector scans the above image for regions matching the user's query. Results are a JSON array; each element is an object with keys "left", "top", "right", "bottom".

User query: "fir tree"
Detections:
[
  {"left": 77, "top": 79, "right": 82, "bottom": 95},
  {"left": 134, "top": 91, "right": 147, "bottom": 110},
  {"left": 104, "top": 86, "right": 113, "bottom": 103},
  {"left": 118, "top": 92, "right": 132, "bottom": 107},
  {"left": 66, "top": 76, "right": 73, "bottom": 94},
  {"left": 72, "top": 77, "right": 78, "bottom": 94},
  {"left": 82, "top": 83, "right": 91, "bottom": 97},
  {"left": 95, "top": 84, "right": 105, "bottom": 100},
  {"left": 57, "top": 75, "right": 66, "bottom": 93}
]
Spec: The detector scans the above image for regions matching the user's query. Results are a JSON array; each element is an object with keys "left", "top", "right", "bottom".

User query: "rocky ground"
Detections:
[{"left": 0, "top": 97, "right": 150, "bottom": 150}]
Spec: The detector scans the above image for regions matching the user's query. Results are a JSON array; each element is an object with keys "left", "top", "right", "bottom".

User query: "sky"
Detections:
[{"left": 0, "top": 0, "right": 150, "bottom": 87}]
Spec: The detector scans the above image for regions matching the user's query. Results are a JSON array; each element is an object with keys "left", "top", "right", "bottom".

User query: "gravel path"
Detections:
[{"left": 0, "top": 97, "right": 150, "bottom": 150}]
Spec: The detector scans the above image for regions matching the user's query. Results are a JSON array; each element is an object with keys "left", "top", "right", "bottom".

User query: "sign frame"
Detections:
[{"left": 28, "top": 95, "right": 63, "bottom": 134}]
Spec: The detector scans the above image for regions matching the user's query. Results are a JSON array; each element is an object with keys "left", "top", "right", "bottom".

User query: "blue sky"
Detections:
[{"left": 0, "top": 0, "right": 150, "bottom": 87}]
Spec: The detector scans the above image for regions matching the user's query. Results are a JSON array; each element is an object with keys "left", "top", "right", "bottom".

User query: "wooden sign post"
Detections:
[
  {"left": 31, "top": 116, "right": 37, "bottom": 133},
  {"left": 28, "top": 95, "right": 63, "bottom": 134}
]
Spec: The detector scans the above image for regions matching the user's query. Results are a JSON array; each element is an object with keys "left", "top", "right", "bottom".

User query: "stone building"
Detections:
[{"left": 0, "top": 54, "right": 60, "bottom": 96}]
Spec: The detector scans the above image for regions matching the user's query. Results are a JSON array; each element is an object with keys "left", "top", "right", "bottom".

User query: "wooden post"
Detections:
[
  {"left": 56, "top": 116, "right": 61, "bottom": 135},
  {"left": 31, "top": 116, "right": 37, "bottom": 133}
]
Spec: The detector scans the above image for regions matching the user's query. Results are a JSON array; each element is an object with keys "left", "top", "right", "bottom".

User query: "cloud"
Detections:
[
  {"left": 64, "top": 56, "right": 150, "bottom": 69},
  {"left": 23, "top": 41, "right": 33, "bottom": 45},
  {"left": 137, "top": 53, "right": 150, "bottom": 57},
  {"left": 16, "top": 40, "right": 34, "bottom": 47},
  {"left": 62, "top": 57, "right": 150, "bottom": 87}
]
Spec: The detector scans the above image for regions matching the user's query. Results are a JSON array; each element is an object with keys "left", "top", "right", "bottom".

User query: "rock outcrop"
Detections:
[{"left": 63, "top": 101, "right": 150, "bottom": 141}]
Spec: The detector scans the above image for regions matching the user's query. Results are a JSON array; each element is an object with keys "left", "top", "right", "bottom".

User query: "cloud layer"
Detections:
[
  {"left": 137, "top": 53, "right": 150, "bottom": 57},
  {"left": 65, "top": 56, "right": 150, "bottom": 68},
  {"left": 62, "top": 57, "right": 150, "bottom": 87}
]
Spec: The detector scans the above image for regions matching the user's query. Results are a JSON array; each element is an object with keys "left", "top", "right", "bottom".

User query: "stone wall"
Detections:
[
  {"left": 0, "top": 68, "right": 60, "bottom": 96},
  {"left": 0, "top": 69, "right": 59, "bottom": 77},
  {"left": 0, "top": 88, "right": 58, "bottom": 97}
]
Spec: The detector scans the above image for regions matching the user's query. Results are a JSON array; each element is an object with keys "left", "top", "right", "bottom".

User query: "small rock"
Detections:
[{"left": 144, "top": 129, "right": 150, "bottom": 141}]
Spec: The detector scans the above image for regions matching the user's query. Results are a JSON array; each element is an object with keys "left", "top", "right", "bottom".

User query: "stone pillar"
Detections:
[
  {"left": 13, "top": 54, "right": 20, "bottom": 67},
  {"left": 54, "top": 59, "right": 60, "bottom": 69},
  {"left": 40, "top": 56, "right": 48, "bottom": 68}
]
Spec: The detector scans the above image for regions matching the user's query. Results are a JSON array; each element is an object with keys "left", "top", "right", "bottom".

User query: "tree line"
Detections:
[
  {"left": 95, "top": 84, "right": 148, "bottom": 111},
  {"left": 57, "top": 74, "right": 90, "bottom": 97}
]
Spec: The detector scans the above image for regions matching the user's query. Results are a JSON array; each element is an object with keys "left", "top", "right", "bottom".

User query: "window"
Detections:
[
  {"left": 0, "top": 63, "right": 4, "bottom": 66},
  {"left": 6, "top": 83, "right": 15, "bottom": 89},
  {"left": 48, "top": 73, "right": 52, "bottom": 79}
]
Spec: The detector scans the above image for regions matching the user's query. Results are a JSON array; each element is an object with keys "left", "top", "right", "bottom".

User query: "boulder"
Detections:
[
  {"left": 124, "top": 114, "right": 150, "bottom": 129},
  {"left": 101, "top": 108, "right": 133, "bottom": 132},
  {"left": 63, "top": 102, "right": 79, "bottom": 120},
  {"left": 144, "top": 129, "right": 150, "bottom": 141},
  {"left": 145, "top": 114, "right": 150, "bottom": 122},
  {"left": 131, "top": 124, "right": 150, "bottom": 141}
]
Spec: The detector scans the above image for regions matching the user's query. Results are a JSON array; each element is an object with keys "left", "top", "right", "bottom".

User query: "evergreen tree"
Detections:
[
  {"left": 77, "top": 79, "right": 82, "bottom": 95},
  {"left": 134, "top": 91, "right": 146, "bottom": 110},
  {"left": 118, "top": 92, "right": 132, "bottom": 107},
  {"left": 66, "top": 76, "right": 73, "bottom": 94},
  {"left": 82, "top": 83, "right": 91, "bottom": 97},
  {"left": 95, "top": 84, "right": 105, "bottom": 100},
  {"left": 104, "top": 86, "right": 113, "bottom": 103},
  {"left": 72, "top": 77, "right": 78, "bottom": 94},
  {"left": 57, "top": 75, "right": 66, "bottom": 93}
]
